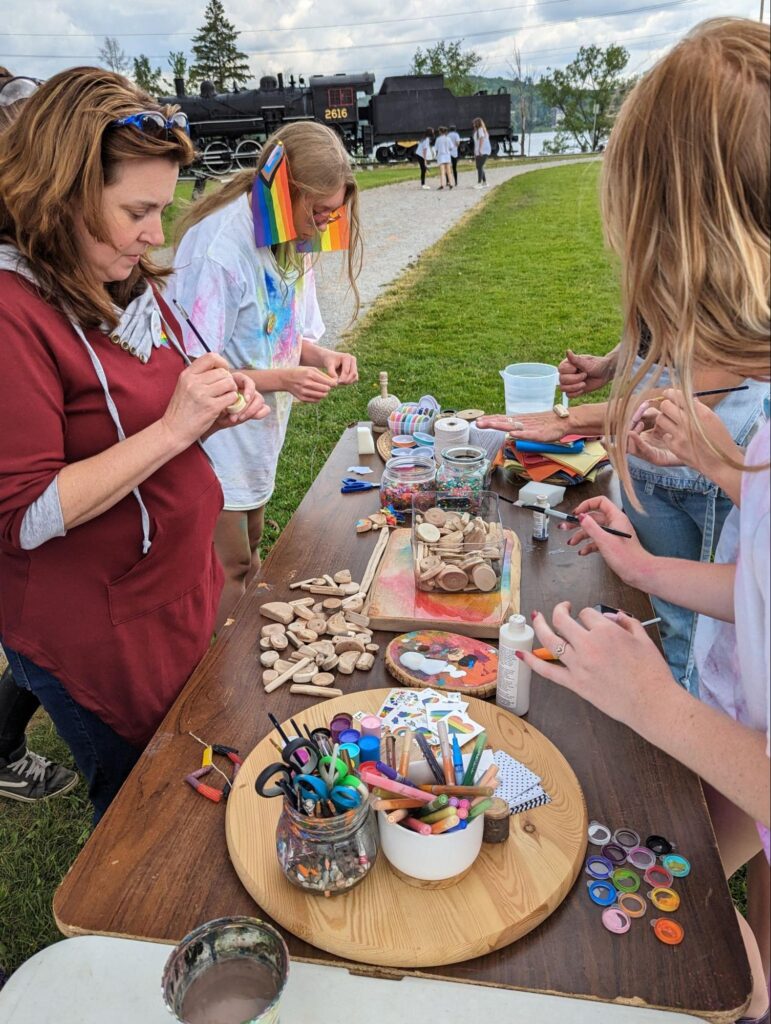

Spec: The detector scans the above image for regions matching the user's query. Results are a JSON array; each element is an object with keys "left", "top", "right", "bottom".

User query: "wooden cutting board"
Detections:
[
  {"left": 365, "top": 528, "right": 520, "bottom": 637},
  {"left": 226, "top": 689, "right": 587, "bottom": 969}
]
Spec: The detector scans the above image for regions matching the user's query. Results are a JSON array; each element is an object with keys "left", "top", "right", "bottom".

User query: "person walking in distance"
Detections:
[
  {"left": 448, "top": 124, "right": 460, "bottom": 186},
  {"left": 415, "top": 129, "right": 433, "bottom": 190},
  {"left": 473, "top": 117, "right": 491, "bottom": 188},
  {"left": 434, "top": 126, "right": 453, "bottom": 190}
]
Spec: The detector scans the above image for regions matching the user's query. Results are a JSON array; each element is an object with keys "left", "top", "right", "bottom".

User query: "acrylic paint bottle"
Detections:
[
  {"left": 532, "top": 494, "right": 550, "bottom": 541},
  {"left": 496, "top": 613, "right": 534, "bottom": 716}
]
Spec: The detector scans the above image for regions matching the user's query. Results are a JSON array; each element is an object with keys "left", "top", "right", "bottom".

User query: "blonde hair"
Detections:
[
  {"left": 602, "top": 18, "right": 770, "bottom": 494},
  {"left": 176, "top": 120, "right": 362, "bottom": 317},
  {"left": 0, "top": 66, "right": 194, "bottom": 330},
  {"left": 472, "top": 118, "right": 487, "bottom": 133}
]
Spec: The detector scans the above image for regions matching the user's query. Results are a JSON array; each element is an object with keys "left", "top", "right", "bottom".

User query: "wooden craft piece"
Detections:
[
  {"left": 260, "top": 602, "right": 295, "bottom": 625},
  {"left": 416, "top": 522, "right": 441, "bottom": 544},
  {"left": 437, "top": 566, "right": 468, "bottom": 592},
  {"left": 226, "top": 689, "right": 587, "bottom": 968},
  {"left": 365, "top": 529, "right": 520, "bottom": 638},
  {"left": 306, "top": 617, "right": 327, "bottom": 635},
  {"left": 264, "top": 657, "right": 312, "bottom": 694},
  {"left": 385, "top": 630, "right": 499, "bottom": 697},
  {"left": 472, "top": 563, "right": 498, "bottom": 592},
  {"left": 260, "top": 651, "right": 280, "bottom": 668},
  {"left": 270, "top": 634, "right": 289, "bottom": 651},
  {"left": 262, "top": 670, "right": 278, "bottom": 685},
  {"left": 261, "top": 623, "right": 286, "bottom": 637},
  {"left": 341, "top": 594, "right": 365, "bottom": 613},
  {"left": 339, "top": 582, "right": 361, "bottom": 596},
  {"left": 259, "top": 637, "right": 272, "bottom": 650},
  {"left": 333, "top": 570, "right": 352, "bottom": 585},
  {"left": 311, "top": 673, "right": 336, "bottom": 688},
  {"left": 375, "top": 429, "right": 395, "bottom": 462},
  {"left": 292, "top": 665, "right": 318, "bottom": 684},
  {"left": 288, "top": 684, "right": 344, "bottom": 698},
  {"left": 326, "top": 613, "right": 352, "bottom": 636},
  {"left": 360, "top": 527, "right": 390, "bottom": 598},
  {"left": 356, "top": 652, "right": 375, "bottom": 671},
  {"left": 337, "top": 650, "right": 360, "bottom": 675}
]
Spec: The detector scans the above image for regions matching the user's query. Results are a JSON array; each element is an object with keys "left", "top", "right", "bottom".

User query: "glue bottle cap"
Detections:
[{"left": 508, "top": 613, "right": 528, "bottom": 633}]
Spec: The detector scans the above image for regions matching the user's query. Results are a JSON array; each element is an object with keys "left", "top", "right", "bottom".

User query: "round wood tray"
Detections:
[
  {"left": 376, "top": 429, "right": 394, "bottom": 461},
  {"left": 385, "top": 630, "right": 499, "bottom": 697},
  {"left": 226, "top": 689, "right": 587, "bottom": 968}
]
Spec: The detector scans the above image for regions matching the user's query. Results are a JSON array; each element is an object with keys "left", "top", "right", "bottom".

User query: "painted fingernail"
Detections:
[
  {"left": 530, "top": 611, "right": 538, "bottom": 620},
  {"left": 515, "top": 651, "right": 525, "bottom": 661}
]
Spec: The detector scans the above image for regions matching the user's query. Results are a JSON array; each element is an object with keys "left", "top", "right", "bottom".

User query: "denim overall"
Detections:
[{"left": 622, "top": 360, "right": 769, "bottom": 694}]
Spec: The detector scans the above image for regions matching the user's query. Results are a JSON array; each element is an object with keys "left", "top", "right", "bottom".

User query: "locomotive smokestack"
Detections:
[
  {"left": 174, "top": 77, "right": 185, "bottom": 98},
  {"left": 277, "top": 72, "right": 284, "bottom": 90}
]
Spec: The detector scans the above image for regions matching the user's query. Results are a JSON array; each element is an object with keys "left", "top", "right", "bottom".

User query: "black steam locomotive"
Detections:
[{"left": 161, "top": 72, "right": 513, "bottom": 173}]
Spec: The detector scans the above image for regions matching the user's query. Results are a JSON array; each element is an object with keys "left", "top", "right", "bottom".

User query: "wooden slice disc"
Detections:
[
  {"left": 424, "top": 507, "right": 447, "bottom": 527},
  {"left": 437, "top": 566, "right": 468, "bottom": 592},
  {"left": 416, "top": 522, "right": 441, "bottom": 543},
  {"left": 472, "top": 563, "right": 498, "bottom": 592},
  {"left": 385, "top": 630, "right": 498, "bottom": 696}
]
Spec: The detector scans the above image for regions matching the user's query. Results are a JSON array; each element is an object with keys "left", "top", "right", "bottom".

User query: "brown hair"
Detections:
[
  {"left": 0, "top": 66, "right": 194, "bottom": 329},
  {"left": 176, "top": 120, "right": 362, "bottom": 317},
  {"left": 602, "top": 18, "right": 770, "bottom": 494}
]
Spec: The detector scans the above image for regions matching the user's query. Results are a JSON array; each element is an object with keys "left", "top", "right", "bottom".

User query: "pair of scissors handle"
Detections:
[
  {"left": 341, "top": 478, "right": 379, "bottom": 493},
  {"left": 329, "top": 785, "right": 362, "bottom": 810},
  {"left": 318, "top": 753, "right": 348, "bottom": 790},
  {"left": 255, "top": 762, "right": 296, "bottom": 799},
  {"left": 282, "top": 737, "right": 320, "bottom": 774}
]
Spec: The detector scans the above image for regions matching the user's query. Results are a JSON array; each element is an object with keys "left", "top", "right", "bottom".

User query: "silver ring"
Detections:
[{"left": 553, "top": 641, "right": 568, "bottom": 658}]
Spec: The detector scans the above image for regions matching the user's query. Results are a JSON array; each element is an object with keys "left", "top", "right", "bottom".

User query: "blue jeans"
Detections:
[
  {"left": 621, "top": 482, "right": 732, "bottom": 695},
  {"left": 2, "top": 644, "right": 141, "bottom": 822}
]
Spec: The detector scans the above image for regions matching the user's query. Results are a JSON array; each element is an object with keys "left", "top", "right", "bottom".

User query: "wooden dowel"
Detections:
[
  {"left": 289, "top": 684, "right": 345, "bottom": 698},
  {"left": 360, "top": 527, "right": 390, "bottom": 598},
  {"left": 264, "top": 657, "right": 312, "bottom": 694}
]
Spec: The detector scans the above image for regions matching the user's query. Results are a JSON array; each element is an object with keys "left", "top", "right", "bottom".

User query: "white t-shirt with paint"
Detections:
[
  {"left": 474, "top": 128, "right": 492, "bottom": 156},
  {"left": 168, "top": 193, "right": 324, "bottom": 510},
  {"left": 434, "top": 134, "right": 452, "bottom": 164},
  {"left": 448, "top": 131, "right": 460, "bottom": 157},
  {"left": 415, "top": 136, "right": 432, "bottom": 160}
]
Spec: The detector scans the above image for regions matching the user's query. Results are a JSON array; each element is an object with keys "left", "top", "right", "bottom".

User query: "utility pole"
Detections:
[
  {"left": 591, "top": 101, "right": 600, "bottom": 153},
  {"left": 761, "top": 0, "right": 765, "bottom": 22}
]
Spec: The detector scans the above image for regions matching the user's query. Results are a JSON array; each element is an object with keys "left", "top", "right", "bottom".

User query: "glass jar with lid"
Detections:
[
  {"left": 380, "top": 452, "right": 436, "bottom": 514},
  {"left": 275, "top": 796, "right": 378, "bottom": 896},
  {"left": 435, "top": 445, "right": 489, "bottom": 501}
]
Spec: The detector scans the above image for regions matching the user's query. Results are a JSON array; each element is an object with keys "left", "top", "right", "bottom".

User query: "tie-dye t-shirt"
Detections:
[
  {"left": 168, "top": 193, "right": 324, "bottom": 509},
  {"left": 695, "top": 420, "right": 770, "bottom": 861}
]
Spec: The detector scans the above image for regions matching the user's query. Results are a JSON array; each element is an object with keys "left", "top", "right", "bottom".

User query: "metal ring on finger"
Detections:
[{"left": 552, "top": 640, "right": 569, "bottom": 658}]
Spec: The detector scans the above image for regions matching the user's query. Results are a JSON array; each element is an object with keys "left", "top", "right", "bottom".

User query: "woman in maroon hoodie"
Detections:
[{"left": 0, "top": 67, "right": 268, "bottom": 818}]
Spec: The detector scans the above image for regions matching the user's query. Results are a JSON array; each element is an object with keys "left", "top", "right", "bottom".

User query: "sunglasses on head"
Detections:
[
  {"left": 0, "top": 76, "right": 41, "bottom": 106},
  {"left": 111, "top": 111, "right": 190, "bottom": 137}
]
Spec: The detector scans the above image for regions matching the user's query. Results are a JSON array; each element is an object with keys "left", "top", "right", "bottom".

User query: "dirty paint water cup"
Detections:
[{"left": 162, "top": 916, "right": 289, "bottom": 1024}]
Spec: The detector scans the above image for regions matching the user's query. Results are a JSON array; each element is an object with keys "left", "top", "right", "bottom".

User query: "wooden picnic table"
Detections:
[{"left": 54, "top": 427, "right": 751, "bottom": 1022}]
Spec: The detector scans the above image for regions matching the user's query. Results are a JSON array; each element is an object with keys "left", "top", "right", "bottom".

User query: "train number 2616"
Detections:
[{"left": 324, "top": 107, "right": 349, "bottom": 120}]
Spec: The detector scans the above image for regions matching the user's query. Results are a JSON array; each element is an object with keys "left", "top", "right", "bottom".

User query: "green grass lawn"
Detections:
[{"left": 0, "top": 161, "right": 746, "bottom": 978}]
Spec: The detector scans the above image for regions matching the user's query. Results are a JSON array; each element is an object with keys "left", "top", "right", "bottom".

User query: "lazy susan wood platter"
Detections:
[
  {"left": 365, "top": 527, "right": 520, "bottom": 638},
  {"left": 226, "top": 689, "right": 587, "bottom": 969},
  {"left": 385, "top": 630, "right": 499, "bottom": 697}
]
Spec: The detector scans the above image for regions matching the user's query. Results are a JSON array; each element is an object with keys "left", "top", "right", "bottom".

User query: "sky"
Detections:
[{"left": 2, "top": 0, "right": 767, "bottom": 89}]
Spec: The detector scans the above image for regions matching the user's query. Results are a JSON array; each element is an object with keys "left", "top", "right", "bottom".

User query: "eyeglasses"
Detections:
[
  {"left": 0, "top": 76, "right": 41, "bottom": 107},
  {"left": 111, "top": 111, "right": 190, "bottom": 138},
  {"left": 312, "top": 207, "right": 343, "bottom": 227}
]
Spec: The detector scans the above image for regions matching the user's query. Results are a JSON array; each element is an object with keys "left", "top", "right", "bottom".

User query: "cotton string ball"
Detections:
[{"left": 367, "top": 371, "right": 401, "bottom": 432}]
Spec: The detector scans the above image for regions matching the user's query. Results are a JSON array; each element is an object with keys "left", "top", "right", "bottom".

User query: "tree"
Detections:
[
  {"left": 411, "top": 40, "right": 482, "bottom": 96},
  {"left": 133, "top": 55, "right": 169, "bottom": 97},
  {"left": 537, "top": 44, "right": 630, "bottom": 153},
  {"left": 508, "top": 46, "right": 534, "bottom": 157},
  {"left": 189, "top": 0, "right": 251, "bottom": 92},
  {"left": 99, "top": 36, "right": 130, "bottom": 75}
]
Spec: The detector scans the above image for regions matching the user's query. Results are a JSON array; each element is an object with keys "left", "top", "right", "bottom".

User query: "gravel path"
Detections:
[{"left": 313, "top": 157, "right": 597, "bottom": 350}]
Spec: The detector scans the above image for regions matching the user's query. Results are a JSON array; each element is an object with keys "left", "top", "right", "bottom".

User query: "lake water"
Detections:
[{"left": 515, "top": 129, "right": 583, "bottom": 156}]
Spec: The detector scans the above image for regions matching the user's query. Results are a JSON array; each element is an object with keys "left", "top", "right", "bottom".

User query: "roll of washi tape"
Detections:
[
  {"left": 645, "top": 834, "right": 674, "bottom": 856},
  {"left": 330, "top": 714, "right": 353, "bottom": 743},
  {"left": 585, "top": 854, "right": 614, "bottom": 880},
  {"left": 358, "top": 735, "right": 380, "bottom": 764},
  {"left": 661, "top": 854, "right": 691, "bottom": 878},
  {"left": 338, "top": 729, "right": 361, "bottom": 745},
  {"left": 626, "top": 845, "right": 657, "bottom": 871},
  {"left": 644, "top": 864, "right": 674, "bottom": 889},
  {"left": 588, "top": 820, "right": 612, "bottom": 846},
  {"left": 338, "top": 742, "right": 361, "bottom": 769},
  {"left": 587, "top": 880, "right": 618, "bottom": 907},
  {"left": 611, "top": 868, "right": 641, "bottom": 893},
  {"left": 601, "top": 842, "right": 627, "bottom": 866},
  {"left": 647, "top": 886, "right": 680, "bottom": 912},
  {"left": 618, "top": 892, "right": 647, "bottom": 918},
  {"left": 612, "top": 827, "right": 640, "bottom": 850},
  {"left": 601, "top": 906, "right": 631, "bottom": 934},
  {"left": 651, "top": 918, "right": 684, "bottom": 945},
  {"left": 359, "top": 715, "right": 383, "bottom": 739}
]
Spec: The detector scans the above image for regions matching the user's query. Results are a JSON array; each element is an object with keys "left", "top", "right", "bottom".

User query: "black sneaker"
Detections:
[{"left": 0, "top": 745, "right": 78, "bottom": 803}]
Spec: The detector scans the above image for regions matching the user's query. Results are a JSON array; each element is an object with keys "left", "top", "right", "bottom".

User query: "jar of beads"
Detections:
[
  {"left": 435, "top": 445, "right": 489, "bottom": 502},
  {"left": 380, "top": 453, "right": 436, "bottom": 514},
  {"left": 275, "top": 796, "right": 378, "bottom": 896}
]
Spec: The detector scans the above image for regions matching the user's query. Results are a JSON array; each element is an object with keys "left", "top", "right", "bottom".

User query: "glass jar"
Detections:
[
  {"left": 412, "top": 490, "right": 505, "bottom": 593},
  {"left": 380, "top": 452, "right": 436, "bottom": 514},
  {"left": 275, "top": 797, "right": 378, "bottom": 897},
  {"left": 435, "top": 445, "right": 489, "bottom": 501}
]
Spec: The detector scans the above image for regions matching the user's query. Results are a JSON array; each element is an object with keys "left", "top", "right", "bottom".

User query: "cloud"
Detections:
[{"left": 2, "top": 0, "right": 765, "bottom": 85}]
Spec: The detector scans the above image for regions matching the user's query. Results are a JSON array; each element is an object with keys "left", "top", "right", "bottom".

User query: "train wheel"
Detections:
[
  {"left": 202, "top": 140, "right": 233, "bottom": 175},
  {"left": 375, "top": 146, "right": 390, "bottom": 164},
  {"left": 234, "top": 139, "right": 262, "bottom": 169}
]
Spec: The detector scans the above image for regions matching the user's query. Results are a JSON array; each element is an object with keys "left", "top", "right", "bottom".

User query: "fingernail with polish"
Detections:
[
  {"left": 530, "top": 611, "right": 538, "bottom": 621},
  {"left": 515, "top": 651, "right": 525, "bottom": 660}
]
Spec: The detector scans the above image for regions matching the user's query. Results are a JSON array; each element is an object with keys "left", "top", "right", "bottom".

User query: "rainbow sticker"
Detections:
[
  {"left": 296, "top": 206, "right": 351, "bottom": 253},
  {"left": 252, "top": 142, "right": 297, "bottom": 248}
]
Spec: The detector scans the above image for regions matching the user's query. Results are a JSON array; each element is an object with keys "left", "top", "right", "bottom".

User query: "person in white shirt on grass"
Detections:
[
  {"left": 434, "top": 126, "right": 454, "bottom": 190},
  {"left": 414, "top": 129, "right": 434, "bottom": 190},
  {"left": 448, "top": 124, "right": 460, "bottom": 186},
  {"left": 472, "top": 117, "right": 491, "bottom": 187},
  {"left": 169, "top": 121, "right": 362, "bottom": 630}
]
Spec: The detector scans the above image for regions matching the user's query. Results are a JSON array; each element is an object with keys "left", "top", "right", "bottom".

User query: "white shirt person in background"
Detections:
[
  {"left": 434, "top": 126, "right": 454, "bottom": 191},
  {"left": 472, "top": 117, "right": 491, "bottom": 188},
  {"left": 414, "top": 129, "right": 434, "bottom": 190},
  {"left": 448, "top": 124, "right": 460, "bottom": 186}
]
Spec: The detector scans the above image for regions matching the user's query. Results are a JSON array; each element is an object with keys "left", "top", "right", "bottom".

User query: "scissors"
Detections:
[
  {"left": 254, "top": 737, "right": 321, "bottom": 806},
  {"left": 341, "top": 477, "right": 380, "bottom": 494}
]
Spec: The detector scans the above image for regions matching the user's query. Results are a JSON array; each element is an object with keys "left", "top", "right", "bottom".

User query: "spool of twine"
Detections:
[
  {"left": 482, "top": 797, "right": 511, "bottom": 844},
  {"left": 434, "top": 416, "right": 470, "bottom": 465}
]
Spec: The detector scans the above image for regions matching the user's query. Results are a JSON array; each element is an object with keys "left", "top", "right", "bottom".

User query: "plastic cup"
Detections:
[{"left": 500, "top": 362, "right": 559, "bottom": 414}]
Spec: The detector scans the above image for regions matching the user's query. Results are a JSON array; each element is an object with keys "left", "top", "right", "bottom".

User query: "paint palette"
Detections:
[{"left": 385, "top": 630, "right": 499, "bottom": 698}]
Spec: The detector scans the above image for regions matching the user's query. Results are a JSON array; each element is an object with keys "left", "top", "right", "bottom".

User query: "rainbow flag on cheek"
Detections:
[
  {"left": 296, "top": 207, "right": 351, "bottom": 253},
  {"left": 252, "top": 142, "right": 297, "bottom": 247}
]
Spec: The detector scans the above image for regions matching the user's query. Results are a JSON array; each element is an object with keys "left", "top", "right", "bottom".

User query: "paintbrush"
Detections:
[
  {"left": 173, "top": 298, "right": 247, "bottom": 414},
  {"left": 517, "top": 504, "right": 633, "bottom": 539},
  {"left": 645, "top": 384, "right": 749, "bottom": 404}
]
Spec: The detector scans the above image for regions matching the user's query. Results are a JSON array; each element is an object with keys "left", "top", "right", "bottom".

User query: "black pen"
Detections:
[{"left": 518, "top": 504, "right": 633, "bottom": 539}]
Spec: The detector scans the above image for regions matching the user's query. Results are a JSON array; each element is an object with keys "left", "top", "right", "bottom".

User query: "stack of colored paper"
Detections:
[{"left": 503, "top": 434, "right": 610, "bottom": 487}]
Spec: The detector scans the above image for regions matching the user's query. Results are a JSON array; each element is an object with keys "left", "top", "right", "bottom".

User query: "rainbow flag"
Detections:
[
  {"left": 296, "top": 206, "right": 351, "bottom": 253},
  {"left": 252, "top": 142, "right": 297, "bottom": 247}
]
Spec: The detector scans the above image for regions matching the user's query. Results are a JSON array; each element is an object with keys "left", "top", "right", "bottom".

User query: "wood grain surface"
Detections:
[
  {"left": 226, "top": 689, "right": 587, "bottom": 967},
  {"left": 53, "top": 428, "right": 752, "bottom": 1022}
]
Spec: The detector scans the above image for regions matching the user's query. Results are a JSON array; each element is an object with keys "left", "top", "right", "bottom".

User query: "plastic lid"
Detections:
[
  {"left": 508, "top": 613, "right": 527, "bottom": 629},
  {"left": 652, "top": 918, "right": 684, "bottom": 945}
]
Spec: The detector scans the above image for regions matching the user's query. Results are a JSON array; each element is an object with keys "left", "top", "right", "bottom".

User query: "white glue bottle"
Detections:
[{"left": 496, "top": 613, "right": 535, "bottom": 716}]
